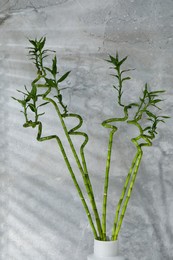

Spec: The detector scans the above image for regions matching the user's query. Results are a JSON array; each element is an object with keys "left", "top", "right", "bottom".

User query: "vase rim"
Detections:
[{"left": 94, "top": 238, "right": 118, "bottom": 242}]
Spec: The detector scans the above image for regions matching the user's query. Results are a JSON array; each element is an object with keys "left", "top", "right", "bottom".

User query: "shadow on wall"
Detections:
[
  {"left": 134, "top": 157, "right": 173, "bottom": 260},
  {"left": 2, "top": 159, "right": 87, "bottom": 259}
]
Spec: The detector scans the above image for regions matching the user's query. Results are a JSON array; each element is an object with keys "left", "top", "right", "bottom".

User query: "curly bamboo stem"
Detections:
[
  {"left": 111, "top": 119, "right": 153, "bottom": 240},
  {"left": 35, "top": 121, "right": 99, "bottom": 239},
  {"left": 28, "top": 76, "right": 101, "bottom": 239},
  {"left": 112, "top": 150, "right": 143, "bottom": 240},
  {"left": 65, "top": 113, "right": 103, "bottom": 239},
  {"left": 111, "top": 150, "right": 140, "bottom": 240},
  {"left": 101, "top": 106, "right": 129, "bottom": 240},
  {"left": 39, "top": 86, "right": 103, "bottom": 238}
]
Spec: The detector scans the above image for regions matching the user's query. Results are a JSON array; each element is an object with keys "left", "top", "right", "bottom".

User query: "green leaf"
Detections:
[
  {"left": 151, "top": 104, "right": 161, "bottom": 110},
  {"left": 150, "top": 93, "right": 158, "bottom": 97},
  {"left": 145, "top": 110, "right": 156, "bottom": 118},
  {"left": 110, "top": 73, "right": 118, "bottom": 78},
  {"left": 52, "top": 55, "right": 57, "bottom": 77},
  {"left": 58, "top": 94, "right": 62, "bottom": 102},
  {"left": 31, "top": 84, "right": 37, "bottom": 101},
  {"left": 28, "top": 103, "right": 36, "bottom": 112},
  {"left": 37, "top": 102, "right": 49, "bottom": 108},
  {"left": 39, "top": 37, "right": 46, "bottom": 50},
  {"left": 107, "top": 55, "right": 118, "bottom": 66},
  {"left": 12, "top": 97, "right": 26, "bottom": 107},
  {"left": 17, "top": 89, "right": 27, "bottom": 95},
  {"left": 42, "top": 55, "right": 49, "bottom": 59},
  {"left": 157, "top": 119, "right": 165, "bottom": 123},
  {"left": 151, "top": 99, "right": 163, "bottom": 104},
  {"left": 24, "top": 86, "right": 30, "bottom": 94},
  {"left": 45, "top": 78, "right": 56, "bottom": 88},
  {"left": 57, "top": 71, "right": 71, "bottom": 83},
  {"left": 29, "top": 39, "right": 37, "bottom": 47},
  {"left": 147, "top": 118, "right": 154, "bottom": 122},
  {"left": 118, "top": 56, "right": 128, "bottom": 66},
  {"left": 45, "top": 67, "right": 52, "bottom": 73},
  {"left": 120, "top": 68, "right": 135, "bottom": 75},
  {"left": 122, "top": 77, "right": 131, "bottom": 82},
  {"left": 159, "top": 115, "right": 170, "bottom": 119},
  {"left": 150, "top": 90, "right": 165, "bottom": 94},
  {"left": 25, "top": 95, "right": 31, "bottom": 102},
  {"left": 143, "top": 86, "right": 148, "bottom": 96},
  {"left": 143, "top": 126, "right": 151, "bottom": 131},
  {"left": 38, "top": 112, "right": 45, "bottom": 117},
  {"left": 113, "top": 85, "right": 118, "bottom": 91},
  {"left": 54, "top": 94, "right": 62, "bottom": 102}
]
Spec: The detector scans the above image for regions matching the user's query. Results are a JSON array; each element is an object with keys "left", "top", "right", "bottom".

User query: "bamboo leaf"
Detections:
[
  {"left": 147, "top": 118, "right": 154, "bottom": 122},
  {"left": 24, "top": 86, "right": 30, "bottom": 94},
  {"left": 39, "top": 37, "right": 46, "bottom": 50},
  {"left": 157, "top": 119, "right": 165, "bottom": 123},
  {"left": 107, "top": 55, "right": 118, "bottom": 66},
  {"left": 57, "top": 71, "right": 71, "bottom": 83},
  {"left": 31, "top": 84, "right": 37, "bottom": 101},
  {"left": 113, "top": 85, "right": 118, "bottom": 91},
  {"left": 122, "top": 77, "right": 131, "bottom": 82},
  {"left": 151, "top": 104, "right": 161, "bottom": 110},
  {"left": 45, "top": 78, "right": 56, "bottom": 88},
  {"left": 120, "top": 68, "right": 135, "bottom": 75},
  {"left": 38, "top": 112, "right": 45, "bottom": 117},
  {"left": 42, "top": 55, "right": 49, "bottom": 59},
  {"left": 159, "top": 115, "right": 170, "bottom": 119},
  {"left": 52, "top": 55, "right": 57, "bottom": 77},
  {"left": 118, "top": 56, "right": 128, "bottom": 66},
  {"left": 37, "top": 102, "right": 49, "bottom": 108},
  {"left": 143, "top": 126, "right": 151, "bottom": 131},
  {"left": 45, "top": 67, "right": 52, "bottom": 73},
  {"left": 150, "top": 90, "right": 165, "bottom": 94},
  {"left": 28, "top": 103, "right": 36, "bottom": 112},
  {"left": 17, "top": 89, "right": 27, "bottom": 95},
  {"left": 29, "top": 39, "right": 37, "bottom": 47},
  {"left": 158, "top": 116, "right": 171, "bottom": 119},
  {"left": 151, "top": 99, "right": 163, "bottom": 104},
  {"left": 12, "top": 97, "right": 26, "bottom": 107},
  {"left": 25, "top": 94, "right": 31, "bottom": 102},
  {"left": 145, "top": 110, "right": 156, "bottom": 118}
]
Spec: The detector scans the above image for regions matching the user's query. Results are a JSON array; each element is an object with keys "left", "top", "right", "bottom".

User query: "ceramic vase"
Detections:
[{"left": 87, "top": 239, "right": 126, "bottom": 260}]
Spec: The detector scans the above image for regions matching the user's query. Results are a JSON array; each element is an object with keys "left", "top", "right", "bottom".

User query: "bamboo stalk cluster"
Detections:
[{"left": 13, "top": 37, "right": 169, "bottom": 241}]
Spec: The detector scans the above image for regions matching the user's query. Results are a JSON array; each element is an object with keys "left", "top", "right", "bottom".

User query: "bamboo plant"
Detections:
[{"left": 13, "top": 37, "right": 169, "bottom": 241}]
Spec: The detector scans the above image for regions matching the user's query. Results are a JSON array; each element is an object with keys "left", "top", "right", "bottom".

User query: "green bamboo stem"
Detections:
[
  {"left": 111, "top": 150, "right": 140, "bottom": 240},
  {"left": 101, "top": 106, "right": 129, "bottom": 240},
  {"left": 34, "top": 121, "right": 98, "bottom": 239},
  {"left": 111, "top": 119, "right": 153, "bottom": 240},
  {"left": 32, "top": 51, "right": 103, "bottom": 237},
  {"left": 112, "top": 150, "right": 143, "bottom": 240},
  {"left": 65, "top": 113, "right": 91, "bottom": 188},
  {"left": 32, "top": 66, "right": 103, "bottom": 239},
  {"left": 65, "top": 113, "right": 103, "bottom": 239},
  {"left": 28, "top": 75, "right": 101, "bottom": 239},
  {"left": 117, "top": 66, "right": 124, "bottom": 107},
  {"left": 40, "top": 87, "right": 103, "bottom": 239},
  {"left": 101, "top": 129, "right": 116, "bottom": 240}
]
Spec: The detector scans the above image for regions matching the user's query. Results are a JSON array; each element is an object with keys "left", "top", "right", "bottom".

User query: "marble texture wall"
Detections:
[{"left": 0, "top": 1, "right": 173, "bottom": 259}]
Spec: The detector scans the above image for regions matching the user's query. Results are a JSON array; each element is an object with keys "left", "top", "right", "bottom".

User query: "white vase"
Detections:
[{"left": 87, "top": 239, "right": 126, "bottom": 260}]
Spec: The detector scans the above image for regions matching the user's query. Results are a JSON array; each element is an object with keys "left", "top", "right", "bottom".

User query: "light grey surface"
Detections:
[{"left": 0, "top": 1, "right": 173, "bottom": 259}]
